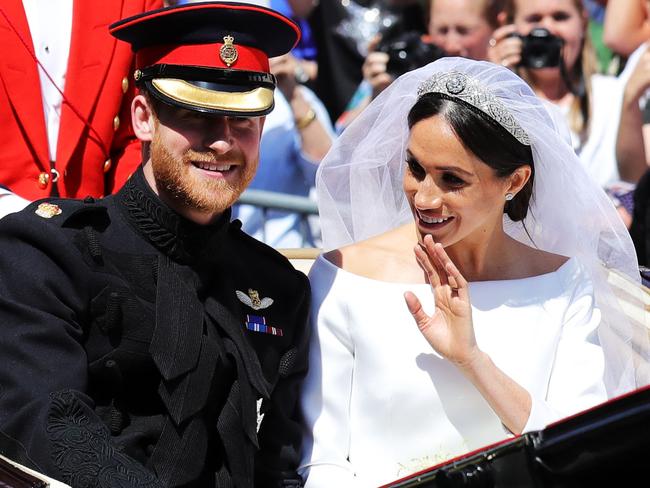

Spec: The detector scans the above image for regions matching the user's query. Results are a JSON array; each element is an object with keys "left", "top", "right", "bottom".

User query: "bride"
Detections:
[{"left": 298, "top": 58, "right": 647, "bottom": 487}]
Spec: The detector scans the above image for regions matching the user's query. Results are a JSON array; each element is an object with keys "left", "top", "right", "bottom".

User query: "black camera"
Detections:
[
  {"left": 517, "top": 27, "right": 563, "bottom": 69},
  {"left": 377, "top": 31, "right": 446, "bottom": 78}
]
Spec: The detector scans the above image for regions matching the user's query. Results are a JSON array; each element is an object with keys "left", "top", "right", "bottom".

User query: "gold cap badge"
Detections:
[
  {"left": 35, "top": 202, "right": 62, "bottom": 219},
  {"left": 220, "top": 35, "right": 238, "bottom": 67},
  {"left": 236, "top": 288, "right": 274, "bottom": 310}
]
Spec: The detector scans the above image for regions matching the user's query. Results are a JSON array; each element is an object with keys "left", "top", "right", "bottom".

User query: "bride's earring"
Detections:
[{"left": 505, "top": 193, "right": 514, "bottom": 201}]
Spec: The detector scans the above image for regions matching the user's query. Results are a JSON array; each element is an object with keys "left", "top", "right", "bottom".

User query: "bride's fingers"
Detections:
[
  {"left": 434, "top": 245, "right": 467, "bottom": 288},
  {"left": 423, "top": 239, "right": 451, "bottom": 290},
  {"left": 430, "top": 242, "right": 454, "bottom": 288},
  {"left": 446, "top": 267, "right": 459, "bottom": 291},
  {"left": 404, "top": 291, "right": 431, "bottom": 333},
  {"left": 423, "top": 236, "right": 449, "bottom": 287},
  {"left": 434, "top": 245, "right": 469, "bottom": 300},
  {"left": 414, "top": 244, "right": 441, "bottom": 287}
]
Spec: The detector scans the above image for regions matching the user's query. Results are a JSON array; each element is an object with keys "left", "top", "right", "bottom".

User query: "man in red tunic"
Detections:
[{"left": 0, "top": 0, "right": 162, "bottom": 201}]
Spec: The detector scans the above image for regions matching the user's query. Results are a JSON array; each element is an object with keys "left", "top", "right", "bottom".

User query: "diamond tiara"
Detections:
[{"left": 416, "top": 71, "right": 531, "bottom": 146}]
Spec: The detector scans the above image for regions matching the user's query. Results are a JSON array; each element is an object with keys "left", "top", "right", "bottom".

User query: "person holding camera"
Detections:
[
  {"left": 488, "top": 0, "right": 623, "bottom": 189},
  {"left": 367, "top": 0, "right": 502, "bottom": 96},
  {"left": 336, "top": 0, "right": 504, "bottom": 132}
]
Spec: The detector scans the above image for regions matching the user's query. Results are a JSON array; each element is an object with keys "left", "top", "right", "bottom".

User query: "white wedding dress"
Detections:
[{"left": 299, "top": 255, "right": 608, "bottom": 488}]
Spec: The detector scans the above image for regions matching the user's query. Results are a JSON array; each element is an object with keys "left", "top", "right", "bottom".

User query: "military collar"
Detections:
[{"left": 117, "top": 167, "right": 231, "bottom": 264}]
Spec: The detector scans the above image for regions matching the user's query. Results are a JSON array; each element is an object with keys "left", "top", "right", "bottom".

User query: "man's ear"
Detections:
[{"left": 132, "top": 94, "right": 155, "bottom": 142}]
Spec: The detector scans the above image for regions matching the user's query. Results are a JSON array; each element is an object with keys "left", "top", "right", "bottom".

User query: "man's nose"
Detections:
[{"left": 203, "top": 118, "right": 234, "bottom": 153}]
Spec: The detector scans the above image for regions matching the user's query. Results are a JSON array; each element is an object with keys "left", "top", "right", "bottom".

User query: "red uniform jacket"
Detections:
[{"left": 0, "top": 0, "right": 162, "bottom": 200}]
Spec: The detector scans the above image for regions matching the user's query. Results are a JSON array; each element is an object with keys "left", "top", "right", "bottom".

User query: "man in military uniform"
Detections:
[{"left": 0, "top": 3, "right": 309, "bottom": 487}]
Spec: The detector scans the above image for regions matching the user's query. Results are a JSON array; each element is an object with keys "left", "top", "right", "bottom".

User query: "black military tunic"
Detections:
[{"left": 0, "top": 168, "right": 310, "bottom": 488}]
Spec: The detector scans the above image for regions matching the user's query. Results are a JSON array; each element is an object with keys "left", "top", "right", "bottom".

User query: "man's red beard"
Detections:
[{"left": 149, "top": 130, "right": 255, "bottom": 216}]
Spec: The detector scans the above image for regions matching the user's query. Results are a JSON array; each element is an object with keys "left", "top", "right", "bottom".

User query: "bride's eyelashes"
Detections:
[{"left": 406, "top": 155, "right": 426, "bottom": 180}]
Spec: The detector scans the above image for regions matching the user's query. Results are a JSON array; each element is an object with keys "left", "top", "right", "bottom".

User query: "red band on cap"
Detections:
[{"left": 136, "top": 42, "right": 270, "bottom": 72}]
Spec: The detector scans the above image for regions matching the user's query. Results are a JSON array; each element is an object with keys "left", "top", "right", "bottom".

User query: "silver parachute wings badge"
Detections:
[{"left": 236, "top": 289, "right": 274, "bottom": 310}]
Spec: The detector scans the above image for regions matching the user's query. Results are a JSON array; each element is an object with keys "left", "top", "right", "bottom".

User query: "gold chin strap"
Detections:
[{"left": 151, "top": 78, "right": 274, "bottom": 113}]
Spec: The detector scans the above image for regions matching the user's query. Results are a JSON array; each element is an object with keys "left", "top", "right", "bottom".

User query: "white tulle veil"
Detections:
[{"left": 316, "top": 57, "right": 649, "bottom": 396}]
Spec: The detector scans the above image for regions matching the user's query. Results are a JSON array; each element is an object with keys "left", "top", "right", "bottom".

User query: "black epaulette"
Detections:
[
  {"left": 60, "top": 197, "right": 111, "bottom": 233},
  {"left": 228, "top": 219, "right": 294, "bottom": 270},
  {"left": 20, "top": 197, "right": 88, "bottom": 227},
  {"left": 21, "top": 197, "right": 111, "bottom": 267},
  {"left": 20, "top": 196, "right": 108, "bottom": 227}
]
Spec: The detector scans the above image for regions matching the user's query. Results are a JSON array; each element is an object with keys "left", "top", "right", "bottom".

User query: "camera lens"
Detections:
[
  {"left": 520, "top": 28, "right": 563, "bottom": 69},
  {"left": 378, "top": 31, "right": 446, "bottom": 78}
]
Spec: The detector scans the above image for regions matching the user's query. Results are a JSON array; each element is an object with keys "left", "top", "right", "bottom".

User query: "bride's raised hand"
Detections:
[{"left": 404, "top": 234, "right": 480, "bottom": 367}]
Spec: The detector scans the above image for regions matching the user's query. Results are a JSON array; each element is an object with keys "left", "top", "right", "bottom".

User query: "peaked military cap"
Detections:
[{"left": 109, "top": 1, "right": 300, "bottom": 116}]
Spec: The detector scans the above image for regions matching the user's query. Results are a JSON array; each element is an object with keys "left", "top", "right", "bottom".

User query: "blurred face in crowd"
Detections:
[
  {"left": 512, "top": 0, "right": 587, "bottom": 73},
  {"left": 429, "top": 0, "right": 495, "bottom": 61},
  {"left": 136, "top": 95, "right": 263, "bottom": 224}
]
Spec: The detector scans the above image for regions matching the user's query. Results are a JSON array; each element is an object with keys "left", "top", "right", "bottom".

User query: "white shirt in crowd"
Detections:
[{"left": 21, "top": 0, "right": 73, "bottom": 161}]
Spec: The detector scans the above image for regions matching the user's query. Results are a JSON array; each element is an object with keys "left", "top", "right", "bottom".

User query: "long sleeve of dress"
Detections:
[
  {"left": 299, "top": 260, "right": 358, "bottom": 487},
  {"left": 523, "top": 262, "right": 607, "bottom": 432}
]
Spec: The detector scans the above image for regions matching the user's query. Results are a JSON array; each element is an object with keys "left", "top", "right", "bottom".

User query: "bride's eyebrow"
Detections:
[
  {"left": 405, "top": 150, "right": 419, "bottom": 163},
  {"left": 406, "top": 150, "right": 473, "bottom": 177},
  {"left": 436, "top": 165, "right": 473, "bottom": 177}
]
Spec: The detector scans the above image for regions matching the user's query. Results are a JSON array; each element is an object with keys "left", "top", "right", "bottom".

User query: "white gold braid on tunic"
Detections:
[{"left": 417, "top": 71, "right": 531, "bottom": 146}]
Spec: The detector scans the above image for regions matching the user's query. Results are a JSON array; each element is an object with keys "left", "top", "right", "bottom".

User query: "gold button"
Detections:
[
  {"left": 38, "top": 172, "right": 49, "bottom": 188},
  {"left": 134, "top": 69, "right": 142, "bottom": 81},
  {"left": 121, "top": 77, "right": 129, "bottom": 94},
  {"left": 113, "top": 115, "right": 120, "bottom": 131},
  {"left": 103, "top": 159, "right": 112, "bottom": 173}
]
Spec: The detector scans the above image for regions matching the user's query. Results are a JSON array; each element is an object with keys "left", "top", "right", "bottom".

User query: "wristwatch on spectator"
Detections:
[{"left": 295, "top": 108, "right": 317, "bottom": 130}]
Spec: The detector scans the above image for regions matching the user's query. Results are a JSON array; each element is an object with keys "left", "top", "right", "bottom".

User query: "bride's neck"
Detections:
[{"left": 443, "top": 230, "right": 517, "bottom": 283}]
